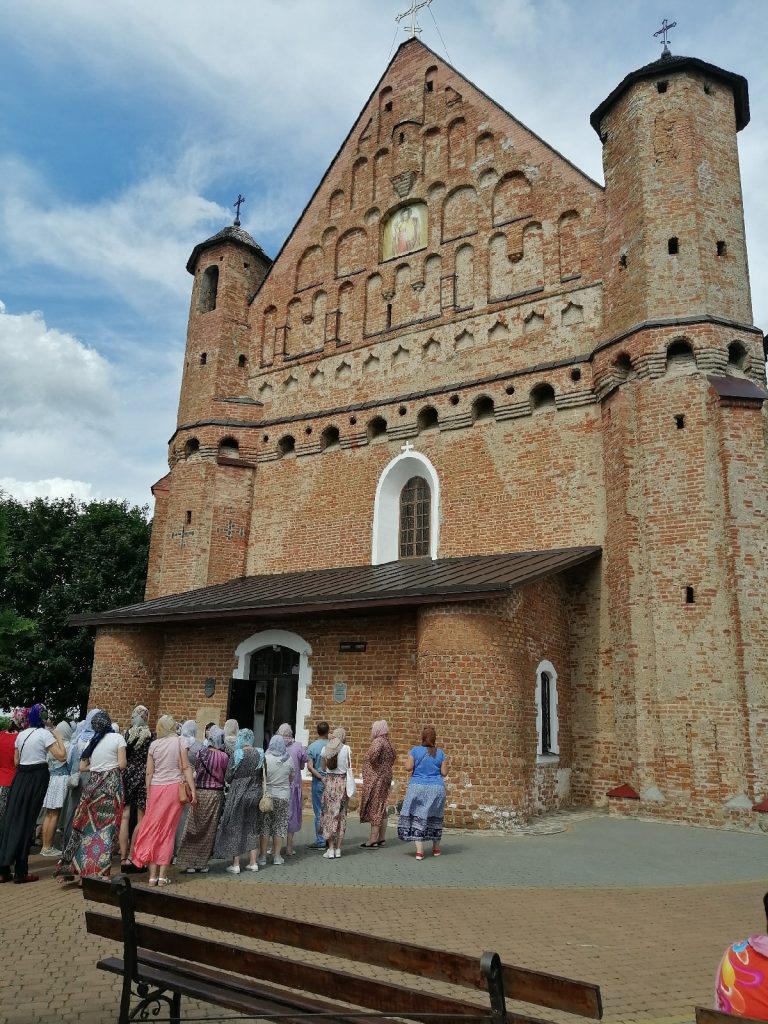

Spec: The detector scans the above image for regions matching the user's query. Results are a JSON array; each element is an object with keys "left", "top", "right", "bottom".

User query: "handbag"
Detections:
[
  {"left": 258, "top": 759, "right": 273, "bottom": 813},
  {"left": 345, "top": 748, "right": 356, "bottom": 799},
  {"left": 177, "top": 739, "right": 191, "bottom": 803}
]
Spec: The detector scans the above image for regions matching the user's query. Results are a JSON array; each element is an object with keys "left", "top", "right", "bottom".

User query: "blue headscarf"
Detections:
[
  {"left": 28, "top": 703, "right": 48, "bottom": 728},
  {"left": 68, "top": 708, "right": 101, "bottom": 772},
  {"left": 234, "top": 728, "right": 255, "bottom": 767},
  {"left": 267, "top": 734, "right": 289, "bottom": 762}
]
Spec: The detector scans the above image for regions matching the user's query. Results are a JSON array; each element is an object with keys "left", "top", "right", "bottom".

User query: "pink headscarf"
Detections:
[{"left": 371, "top": 720, "right": 389, "bottom": 739}]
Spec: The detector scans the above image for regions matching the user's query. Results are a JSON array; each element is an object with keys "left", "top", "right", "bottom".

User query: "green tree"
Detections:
[{"left": 0, "top": 495, "right": 151, "bottom": 719}]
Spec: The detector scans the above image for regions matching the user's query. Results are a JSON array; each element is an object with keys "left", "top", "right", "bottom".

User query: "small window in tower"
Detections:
[
  {"left": 471, "top": 395, "right": 495, "bottom": 423},
  {"left": 367, "top": 416, "right": 387, "bottom": 441},
  {"left": 571, "top": 368, "right": 582, "bottom": 382},
  {"left": 704, "top": 83, "right": 713, "bottom": 96},
  {"left": 277, "top": 435, "right": 295, "bottom": 457},
  {"left": 675, "top": 414, "right": 685, "bottom": 430},
  {"left": 717, "top": 240, "right": 727, "bottom": 257},
  {"left": 416, "top": 405, "right": 438, "bottom": 432},
  {"left": 685, "top": 586, "right": 695, "bottom": 604},
  {"left": 320, "top": 425, "right": 340, "bottom": 451},
  {"left": 384, "top": 100, "right": 393, "bottom": 112},
  {"left": 398, "top": 131, "right": 405, "bottom": 144},
  {"left": 238, "top": 354, "right": 247, "bottom": 368},
  {"left": 184, "top": 438, "right": 200, "bottom": 458},
  {"left": 199, "top": 352, "right": 207, "bottom": 366},
  {"left": 399, "top": 476, "right": 431, "bottom": 559},
  {"left": 198, "top": 265, "right": 219, "bottom": 313},
  {"left": 727, "top": 341, "right": 749, "bottom": 372},
  {"left": 185, "top": 511, "right": 192, "bottom": 525},
  {"left": 668, "top": 237, "right": 679, "bottom": 255},
  {"left": 657, "top": 80, "right": 668, "bottom": 94},
  {"left": 619, "top": 252, "right": 628, "bottom": 268},
  {"left": 386, "top": 303, "right": 393, "bottom": 328},
  {"left": 425, "top": 80, "right": 434, "bottom": 93}
]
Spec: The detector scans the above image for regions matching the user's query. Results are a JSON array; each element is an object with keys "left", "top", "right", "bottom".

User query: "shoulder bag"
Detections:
[
  {"left": 177, "top": 739, "right": 192, "bottom": 804},
  {"left": 259, "top": 756, "right": 273, "bottom": 813},
  {"left": 345, "top": 747, "right": 356, "bottom": 798}
]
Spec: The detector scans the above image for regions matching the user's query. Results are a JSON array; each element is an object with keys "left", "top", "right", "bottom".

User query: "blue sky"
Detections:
[{"left": 1, "top": 0, "right": 766, "bottom": 509}]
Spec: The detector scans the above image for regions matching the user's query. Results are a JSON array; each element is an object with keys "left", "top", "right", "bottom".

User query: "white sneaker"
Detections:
[
  {"left": 322, "top": 848, "right": 335, "bottom": 859},
  {"left": 225, "top": 865, "right": 241, "bottom": 874},
  {"left": 257, "top": 855, "right": 267, "bottom": 866},
  {"left": 334, "top": 848, "right": 342, "bottom": 858},
  {"left": 245, "top": 863, "right": 259, "bottom": 872},
  {"left": 184, "top": 868, "right": 197, "bottom": 874},
  {"left": 199, "top": 867, "right": 209, "bottom": 873},
  {"left": 272, "top": 856, "right": 285, "bottom": 866},
  {"left": 40, "top": 847, "right": 62, "bottom": 858}
]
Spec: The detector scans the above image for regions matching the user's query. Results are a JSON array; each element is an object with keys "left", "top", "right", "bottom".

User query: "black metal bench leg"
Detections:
[
  {"left": 481, "top": 951, "right": 508, "bottom": 1024},
  {"left": 170, "top": 990, "right": 181, "bottom": 1024}
]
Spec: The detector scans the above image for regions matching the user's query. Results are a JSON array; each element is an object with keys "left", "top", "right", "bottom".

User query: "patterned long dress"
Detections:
[
  {"left": 359, "top": 736, "right": 395, "bottom": 828},
  {"left": 176, "top": 746, "right": 229, "bottom": 870},
  {"left": 57, "top": 768, "right": 124, "bottom": 878},
  {"left": 123, "top": 731, "right": 153, "bottom": 811},
  {"left": 213, "top": 748, "right": 264, "bottom": 858}
]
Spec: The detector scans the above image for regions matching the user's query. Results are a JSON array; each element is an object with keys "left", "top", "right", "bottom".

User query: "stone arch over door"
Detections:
[{"left": 233, "top": 628, "right": 313, "bottom": 747}]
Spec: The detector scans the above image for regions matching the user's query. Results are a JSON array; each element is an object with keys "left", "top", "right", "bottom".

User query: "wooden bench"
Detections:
[
  {"left": 696, "top": 1009, "right": 767, "bottom": 1024},
  {"left": 83, "top": 875, "right": 603, "bottom": 1024}
]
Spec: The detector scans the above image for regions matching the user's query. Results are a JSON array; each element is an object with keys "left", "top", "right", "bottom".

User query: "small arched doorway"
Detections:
[{"left": 230, "top": 629, "right": 312, "bottom": 748}]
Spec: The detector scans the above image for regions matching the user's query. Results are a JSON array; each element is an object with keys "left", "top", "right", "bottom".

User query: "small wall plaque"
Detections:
[
  {"left": 333, "top": 682, "right": 348, "bottom": 704},
  {"left": 203, "top": 677, "right": 216, "bottom": 698},
  {"left": 339, "top": 641, "right": 367, "bottom": 653}
]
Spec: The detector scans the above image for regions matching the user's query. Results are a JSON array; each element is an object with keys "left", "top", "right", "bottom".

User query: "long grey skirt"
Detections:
[{"left": 213, "top": 777, "right": 263, "bottom": 858}]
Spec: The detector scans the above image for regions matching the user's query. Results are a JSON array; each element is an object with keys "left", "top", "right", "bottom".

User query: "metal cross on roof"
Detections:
[
  {"left": 233, "top": 193, "right": 245, "bottom": 227},
  {"left": 396, "top": 0, "right": 432, "bottom": 38},
  {"left": 653, "top": 18, "right": 677, "bottom": 56}
]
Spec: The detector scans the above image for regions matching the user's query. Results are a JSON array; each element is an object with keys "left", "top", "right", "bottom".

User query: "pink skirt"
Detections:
[{"left": 131, "top": 783, "right": 184, "bottom": 867}]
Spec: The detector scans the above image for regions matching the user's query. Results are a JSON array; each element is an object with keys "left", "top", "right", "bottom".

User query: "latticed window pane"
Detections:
[{"left": 399, "top": 476, "right": 431, "bottom": 558}]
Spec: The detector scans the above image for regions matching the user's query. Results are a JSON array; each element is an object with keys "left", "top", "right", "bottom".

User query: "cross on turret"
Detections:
[
  {"left": 653, "top": 18, "right": 677, "bottom": 56},
  {"left": 233, "top": 194, "right": 245, "bottom": 227}
]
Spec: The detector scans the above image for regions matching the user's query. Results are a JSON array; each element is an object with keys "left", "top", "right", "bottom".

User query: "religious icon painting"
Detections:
[{"left": 382, "top": 202, "right": 428, "bottom": 261}]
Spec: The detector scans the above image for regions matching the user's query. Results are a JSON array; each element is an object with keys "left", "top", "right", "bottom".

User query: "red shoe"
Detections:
[
  {"left": 415, "top": 852, "right": 424, "bottom": 861},
  {"left": 14, "top": 874, "right": 40, "bottom": 883},
  {"left": 432, "top": 846, "right": 441, "bottom": 857}
]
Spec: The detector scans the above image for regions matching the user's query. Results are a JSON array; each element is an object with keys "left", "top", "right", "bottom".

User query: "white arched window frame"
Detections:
[
  {"left": 534, "top": 659, "right": 560, "bottom": 763},
  {"left": 371, "top": 448, "right": 441, "bottom": 564},
  {"left": 233, "top": 628, "right": 313, "bottom": 748}
]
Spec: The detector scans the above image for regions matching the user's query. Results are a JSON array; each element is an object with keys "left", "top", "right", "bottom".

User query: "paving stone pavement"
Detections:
[{"left": 2, "top": 813, "right": 767, "bottom": 1024}]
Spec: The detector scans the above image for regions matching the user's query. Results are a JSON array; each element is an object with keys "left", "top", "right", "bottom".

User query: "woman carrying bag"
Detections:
[
  {"left": 319, "top": 727, "right": 352, "bottom": 860},
  {"left": 213, "top": 728, "right": 264, "bottom": 874}
]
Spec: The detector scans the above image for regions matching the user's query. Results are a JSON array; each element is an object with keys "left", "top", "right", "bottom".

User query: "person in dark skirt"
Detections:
[
  {"left": 0, "top": 703, "right": 66, "bottom": 883},
  {"left": 119, "top": 704, "right": 153, "bottom": 869}
]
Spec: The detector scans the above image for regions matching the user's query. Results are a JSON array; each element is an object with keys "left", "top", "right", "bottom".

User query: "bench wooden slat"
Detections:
[
  {"left": 87, "top": 911, "right": 490, "bottom": 1021},
  {"left": 696, "top": 1008, "right": 768, "bottom": 1024},
  {"left": 82, "top": 878, "right": 601, "bottom": 1019}
]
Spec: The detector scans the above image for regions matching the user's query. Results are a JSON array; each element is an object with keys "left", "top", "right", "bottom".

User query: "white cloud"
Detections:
[{"left": 0, "top": 477, "right": 96, "bottom": 503}]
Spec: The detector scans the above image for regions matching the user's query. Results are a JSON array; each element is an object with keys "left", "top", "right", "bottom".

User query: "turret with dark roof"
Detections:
[{"left": 186, "top": 224, "right": 271, "bottom": 274}]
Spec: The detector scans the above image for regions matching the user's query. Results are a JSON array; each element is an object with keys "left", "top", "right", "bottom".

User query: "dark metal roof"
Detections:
[
  {"left": 708, "top": 374, "right": 768, "bottom": 403},
  {"left": 72, "top": 546, "right": 601, "bottom": 627},
  {"left": 186, "top": 225, "right": 272, "bottom": 274},
  {"left": 590, "top": 54, "right": 750, "bottom": 136}
]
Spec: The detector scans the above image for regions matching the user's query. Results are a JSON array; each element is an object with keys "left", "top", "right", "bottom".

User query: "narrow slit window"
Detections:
[
  {"left": 540, "top": 673, "right": 552, "bottom": 755},
  {"left": 185, "top": 511, "right": 192, "bottom": 525},
  {"left": 386, "top": 303, "right": 393, "bottom": 328},
  {"left": 685, "top": 586, "right": 695, "bottom": 604},
  {"left": 668, "top": 237, "right": 679, "bottom": 255},
  {"left": 717, "top": 240, "right": 727, "bottom": 257},
  {"left": 675, "top": 415, "right": 685, "bottom": 429}
]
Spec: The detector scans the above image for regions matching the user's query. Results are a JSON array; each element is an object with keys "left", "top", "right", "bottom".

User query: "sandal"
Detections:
[
  {"left": 156, "top": 877, "right": 172, "bottom": 886},
  {"left": 359, "top": 843, "right": 379, "bottom": 848},
  {"left": 148, "top": 878, "right": 158, "bottom": 886},
  {"left": 375, "top": 840, "right": 387, "bottom": 847}
]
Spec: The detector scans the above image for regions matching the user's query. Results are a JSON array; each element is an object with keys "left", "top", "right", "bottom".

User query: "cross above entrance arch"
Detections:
[{"left": 233, "top": 628, "right": 313, "bottom": 748}]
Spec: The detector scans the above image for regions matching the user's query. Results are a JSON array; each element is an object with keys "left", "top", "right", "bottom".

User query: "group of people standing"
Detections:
[{"left": 0, "top": 703, "right": 449, "bottom": 884}]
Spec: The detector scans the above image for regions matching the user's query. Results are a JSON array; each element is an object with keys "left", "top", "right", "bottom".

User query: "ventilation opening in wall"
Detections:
[
  {"left": 530, "top": 383, "right": 556, "bottom": 411},
  {"left": 218, "top": 436, "right": 239, "bottom": 458},
  {"left": 425, "top": 80, "right": 434, "bottom": 92},
  {"left": 238, "top": 354, "right": 247, "bottom": 368},
  {"left": 727, "top": 341, "right": 749, "bottom": 371},
  {"left": 278, "top": 435, "right": 295, "bottom": 457},
  {"left": 367, "top": 416, "right": 387, "bottom": 441},
  {"left": 668, "top": 237, "right": 679, "bottom": 255},
  {"left": 717, "top": 240, "right": 727, "bottom": 257},
  {"left": 384, "top": 100, "right": 393, "bottom": 112},
  {"left": 675, "top": 414, "right": 685, "bottom": 430},
  {"left": 398, "top": 132, "right": 405, "bottom": 144},
  {"left": 505, "top": 384, "right": 515, "bottom": 395},
  {"left": 570, "top": 368, "right": 582, "bottom": 382},
  {"left": 320, "top": 425, "right": 340, "bottom": 451},
  {"left": 417, "top": 406, "right": 439, "bottom": 432},
  {"left": 386, "top": 303, "right": 393, "bottom": 328},
  {"left": 185, "top": 511, "right": 192, "bottom": 525},
  {"left": 449, "top": 394, "right": 459, "bottom": 406},
  {"left": 657, "top": 80, "right": 668, "bottom": 93},
  {"left": 199, "top": 352, "right": 207, "bottom": 366},
  {"left": 619, "top": 252, "right": 627, "bottom": 268},
  {"left": 471, "top": 395, "right": 495, "bottom": 423},
  {"left": 685, "top": 586, "right": 695, "bottom": 605},
  {"left": 666, "top": 339, "right": 696, "bottom": 370},
  {"left": 185, "top": 438, "right": 200, "bottom": 457}
]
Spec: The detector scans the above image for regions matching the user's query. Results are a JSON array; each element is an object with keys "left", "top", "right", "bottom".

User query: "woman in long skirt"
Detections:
[
  {"left": 177, "top": 726, "right": 229, "bottom": 873},
  {"left": 0, "top": 704, "right": 66, "bottom": 884},
  {"left": 0, "top": 708, "right": 26, "bottom": 831},
  {"left": 276, "top": 724, "right": 306, "bottom": 857},
  {"left": 319, "top": 728, "right": 352, "bottom": 859},
  {"left": 119, "top": 705, "right": 153, "bottom": 869},
  {"left": 397, "top": 725, "right": 448, "bottom": 860},
  {"left": 129, "top": 715, "right": 196, "bottom": 886},
  {"left": 213, "top": 729, "right": 263, "bottom": 873},
  {"left": 258, "top": 735, "right": 294, "bottom": 866},
  {"left": 57, "top": 710, "right": 127, "bottom": 883},
  {"left": 359, "top": 720, "right": 396, "bottom": 848}
]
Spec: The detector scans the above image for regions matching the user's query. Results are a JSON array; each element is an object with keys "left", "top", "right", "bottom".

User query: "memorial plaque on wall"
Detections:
[{"left": 333, "top": 682, "right": 347, "bottom": 704}]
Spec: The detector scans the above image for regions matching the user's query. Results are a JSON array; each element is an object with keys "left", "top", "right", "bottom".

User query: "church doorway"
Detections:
[{"left": 227, "top": 645, "right": 299, "bottom": 748}]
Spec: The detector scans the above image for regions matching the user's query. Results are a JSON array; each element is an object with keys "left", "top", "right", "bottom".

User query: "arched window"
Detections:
[
  {"left": 372, "top": 449, "right": 440, "bottom": 564},
  {"left": 398, "top": 477, "right": 431, "bottom": 559},
  {"left": 535, "top": 660, "right": 559, "bottom": 760},
  {"left": 198, "top": 266, "right": 219, "bottom": 313},
  {"left": 727, "top": 341, "right": 749, "bottom": 373}
]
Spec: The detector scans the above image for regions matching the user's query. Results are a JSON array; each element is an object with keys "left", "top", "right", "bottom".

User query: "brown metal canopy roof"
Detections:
[{"left": 72, "top": 546, "right": 601, "bottom": 627}]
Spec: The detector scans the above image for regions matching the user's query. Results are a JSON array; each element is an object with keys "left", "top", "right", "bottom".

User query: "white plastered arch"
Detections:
[
  {"left": 371, "top": 448, "right": 441, "bottom": 564},
  {"left": 233, "top": 628, "right": 313, "bottom": 748},
  {"left": 534, "top": 658, "right": 559, "bottom": 760}
]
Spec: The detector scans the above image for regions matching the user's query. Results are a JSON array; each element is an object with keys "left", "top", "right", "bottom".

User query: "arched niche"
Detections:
[{"left": 372, "top": 449, "right": 440, "bottom": 564}]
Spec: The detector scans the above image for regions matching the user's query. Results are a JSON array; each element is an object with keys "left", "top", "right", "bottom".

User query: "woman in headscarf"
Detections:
[
  {"left": 119, "top": 705, "right": 153, "bottom": 868},
  {"left": 180, "top": 720, "right": 202, "bottom": 760},
  {"left": 0, "top": 709, "right": 27, "bottom": 832},
  {"left": 397, "top": 725, "right": 448, "bottom": 860},
  {"left": 213, "top": 728, "right": 264, "bottom": 873},
  {"left": 56, "top": 710, "right": 126, "bottom": 883},
  {"left": 40, "top": 720, "right": 73, "bottom": 857},
  {"left": 0, "top": 704, "right": 66, "bottom": 883},
  {"left": 58, "top": 708, "right": 99, "bottom": 851},
  {"left": 258, "top": 735, "right": 295, "bottom": 866},
  {"left": 358, "top": 720, "right": 396, "bottom": 849},
  {"left": 276, "top": 723, "right": 306, "bottom": 857},
  {"left": 129, "top": 715, "right": 196, "bottom": 886},
  {"left": 177, "top": 725, "right": 229, "bottom": 873},
  {"left": 223, "top": 719, "right": 239, "bottom": 757},
  {"left": 319, "top": 727, "right": 352, "bottom": 859}
]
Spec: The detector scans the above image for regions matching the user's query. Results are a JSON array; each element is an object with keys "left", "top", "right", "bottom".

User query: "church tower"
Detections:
[
  {"left": 590, "top": 45, "right": 768, "bottom": 819},
  {"left": 145, "top": 218, "right": 272, "bottom": 599}
]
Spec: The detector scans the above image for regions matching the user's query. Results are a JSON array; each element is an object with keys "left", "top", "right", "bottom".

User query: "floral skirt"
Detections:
[
  {"left": 176, "top": 789, "right": 224, "bottom": 870},
  {"left": 397, "top": 782, "right": 445, "bottom": 842},
  {"left": 259, "top": 796, "right": 289, "bottom": 839},
  {"left": 320, "top": 775, "right": 348, "bottom": 843},
  {"left": 58, "top": 768, "right": 124, "bottom": 878}
]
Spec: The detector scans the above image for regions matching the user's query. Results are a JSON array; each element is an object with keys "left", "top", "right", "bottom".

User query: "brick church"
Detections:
[{"left": 81, "top": 37, "right": 768, "bottom": 828}]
